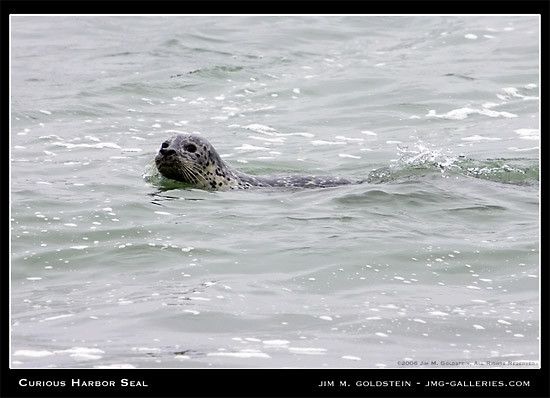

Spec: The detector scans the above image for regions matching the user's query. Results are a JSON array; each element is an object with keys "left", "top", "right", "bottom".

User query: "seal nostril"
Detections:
[{"left": 160, "top": 148, "right": 176, "bottom": 157}]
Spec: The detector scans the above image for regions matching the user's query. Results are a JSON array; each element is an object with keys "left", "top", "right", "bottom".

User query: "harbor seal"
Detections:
[{"left": 155, "top": 133, "right": 363, "bottom": 190}]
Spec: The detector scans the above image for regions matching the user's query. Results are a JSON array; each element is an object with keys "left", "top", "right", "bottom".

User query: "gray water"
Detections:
[{"left": 10, "top": 15, "right": 539, "bottom": 369}]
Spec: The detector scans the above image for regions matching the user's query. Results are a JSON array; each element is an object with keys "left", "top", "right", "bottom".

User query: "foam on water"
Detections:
[{"left": 366, "top": 143, "right": 539, "bottom": 186}]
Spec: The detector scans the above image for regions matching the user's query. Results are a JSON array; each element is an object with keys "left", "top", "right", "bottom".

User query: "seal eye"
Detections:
[
  {"left": 185, "top": 144, "right": 197, "bottom": 153},
  {"left": 161, "top": 142, "right": 169, "bottom": 149}
]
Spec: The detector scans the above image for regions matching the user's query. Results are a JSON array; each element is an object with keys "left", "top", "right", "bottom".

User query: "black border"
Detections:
[
  {"left": 4, "top": 1, "right": 548, "bottom": 398},
  {"left": 2, "top": 0, "right": 550, "bottom": 15},
  {"left": 2, "top": 368, "right": 550, "bottom": 397}
]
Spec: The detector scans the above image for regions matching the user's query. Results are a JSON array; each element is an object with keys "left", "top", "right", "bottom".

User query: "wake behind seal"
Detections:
[{"left": 154, "top": 133, "right": 364, "bottom": 190}]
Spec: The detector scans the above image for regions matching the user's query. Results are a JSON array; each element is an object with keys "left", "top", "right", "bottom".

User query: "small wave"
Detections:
[
  {"left": 367, "top": 144, "right": 539, "bottom": 186},
  {"left": 459, "top": 158, "right": 539, "bottom": 185},
  {"left": 427, "top": 107, "right": 517, "bottom": 120}
]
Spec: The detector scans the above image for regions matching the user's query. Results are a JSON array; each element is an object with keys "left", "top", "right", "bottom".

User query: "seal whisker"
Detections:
[
  {"left": 183, "top": 162, "right": 209, "bottom": 187},
  {"left": 180, "top": 164, "right": 201, "bottom": 185},
  {"left": 170, "top": 161, "right": 193, "bottom": 184}
]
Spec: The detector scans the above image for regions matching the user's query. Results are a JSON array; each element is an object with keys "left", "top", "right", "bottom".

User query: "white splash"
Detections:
[
  {"left": 427, "top": 107, "right": 517, "bottom": 120},
  {"left": 514, "top": 129, "right": 539, "bottom": 141}
]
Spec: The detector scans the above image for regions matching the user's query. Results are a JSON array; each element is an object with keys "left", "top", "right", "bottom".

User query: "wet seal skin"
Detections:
[{"left": 155, "top": 133, "right": 363, "bottom": 190}]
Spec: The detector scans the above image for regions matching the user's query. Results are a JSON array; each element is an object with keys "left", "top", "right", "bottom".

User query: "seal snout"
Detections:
[{"left": 159, "top": 148, "right": 176, "bottom": 157}]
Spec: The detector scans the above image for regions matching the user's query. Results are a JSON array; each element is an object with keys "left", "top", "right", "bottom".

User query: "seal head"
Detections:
[{"left": 155, "top": 134, "right": 243, "bottom": 190}]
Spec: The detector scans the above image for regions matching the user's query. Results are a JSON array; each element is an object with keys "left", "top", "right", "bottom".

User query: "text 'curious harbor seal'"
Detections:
[{"left": 155, "top": 133, "right": 363, "bottom": 191}]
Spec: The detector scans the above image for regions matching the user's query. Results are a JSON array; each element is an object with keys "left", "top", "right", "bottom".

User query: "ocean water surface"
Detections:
[{"left": 10, "top": 15, "right": 539, "bottom": 368}]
